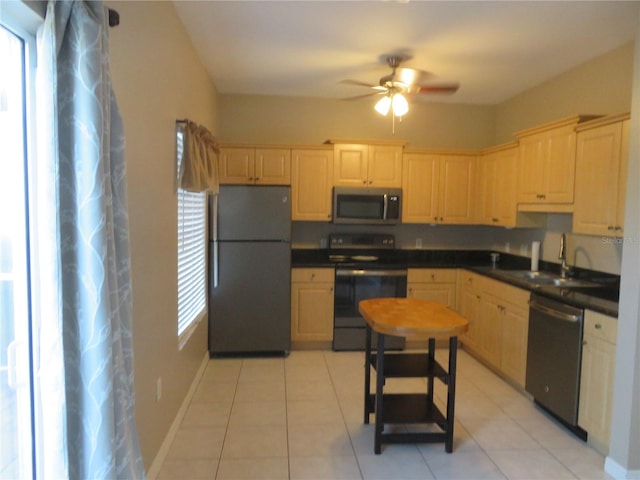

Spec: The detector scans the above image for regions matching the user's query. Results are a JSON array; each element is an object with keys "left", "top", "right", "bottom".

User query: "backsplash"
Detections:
[{"left": 292, "top": 214, "right": 623, "bottom": 275}]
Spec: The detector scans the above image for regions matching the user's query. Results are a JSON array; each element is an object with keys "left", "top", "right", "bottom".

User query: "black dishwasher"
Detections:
[{"left": 525, "top": 293, "right": 586, "bottom": 439}]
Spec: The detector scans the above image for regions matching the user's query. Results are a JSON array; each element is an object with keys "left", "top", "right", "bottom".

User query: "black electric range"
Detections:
[{"left": 329, "top": 233, "right": 407, "bottom": 351}]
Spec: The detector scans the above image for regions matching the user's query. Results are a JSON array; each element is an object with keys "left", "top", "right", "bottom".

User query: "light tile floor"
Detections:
[{"left": 158, "top": 349, "right": 613, "bottom": 480}]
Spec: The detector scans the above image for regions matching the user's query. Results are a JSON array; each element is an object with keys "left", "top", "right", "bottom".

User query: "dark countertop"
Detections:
[{"left": 291, "top": 248, "right": 620, "bottom": 317}]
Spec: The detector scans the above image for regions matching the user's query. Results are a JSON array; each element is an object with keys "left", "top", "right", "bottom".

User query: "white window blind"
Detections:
[{"left": 176, "top": 127, "right": 207, "bottom": 343}]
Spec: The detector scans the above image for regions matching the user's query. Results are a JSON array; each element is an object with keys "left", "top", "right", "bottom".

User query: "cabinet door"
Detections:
[
  {"left": 573, "top": 122, "right": 622, "bottom": 236},
  {"left": 517, "top": 134, "right": 546, "bottom": 203},
  {"left": 291, "top": 149, "right": 334, "bottom": 221},
  {"left": 493, "top": 148, "right": 518, "bottom": 226},
  {"left": 290, "top": 281, "right": 334, "bottom": 342},
  {"left": 401, "top": 153, "right": 440, "bottom": 223},
  {"left": 544, "top": 125, "right": 577, "bottom": 203},
  {"left": 333, "top": 144, "right": 368, "bottom": 186},
  {"left": 368, "top": 145, "right": 403, "bottom": 187},
  {"left": 255, "top": 148, "right": 291, "bottom": 185},
  {"left": 479, "top": 294, "right": 503, "bottom": 368},
  {"left": 616, "top": 119, "right": 630, "bottom": 234},
  {"left": 478, "top": 151, "right": 498, "bottom": 224},
  {"left": 579, "top": 336, "right": 616, "bottom": 447},
  {"left": 500, "top": 302, "right": 529, "bottom": 387},
  {"left": 458, "top": 285, "right": 481, "bottom": 349},
  {"left": 219, "top": 147, "right": 255, "bottom": 184},
  {"left": 438, "top": 155, "right": 475, "bottom": 224}
]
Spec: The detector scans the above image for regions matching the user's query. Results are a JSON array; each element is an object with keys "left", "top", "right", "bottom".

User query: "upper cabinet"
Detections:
[
  {"left": 291, "top": 148, "right": 334, "bottom": 222},
  {"left": 402, "top": 151, "right": 476, "bottom": 224},
  {"left": 330, "top": 141, "right": 404, "bottom": 187},
  {"left": 219, "top": 146, "right": 291, "bottom": 185},
  {"left": 573, "top": 114, "right": 630, "bottom": 237},
  {"left": 515, "top": 116, "right": 599, "bottom": 209},
  {"left": 478, "top": 143, "right": 518, "bottom": 227}
]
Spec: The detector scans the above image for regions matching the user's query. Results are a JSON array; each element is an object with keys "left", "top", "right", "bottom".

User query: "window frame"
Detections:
[{"left": 1, "top": 7, "right": 40, "bottom": 479}]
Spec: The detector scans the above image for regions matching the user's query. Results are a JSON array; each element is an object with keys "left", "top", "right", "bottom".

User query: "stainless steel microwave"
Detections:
[{"left": 332, "top": 187, "right": 402, "bottom": 225}]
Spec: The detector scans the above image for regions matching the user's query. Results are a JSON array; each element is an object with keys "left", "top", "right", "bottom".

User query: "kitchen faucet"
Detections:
[{"left": 558, "top": 233, "right": 573, "bottom": 278}]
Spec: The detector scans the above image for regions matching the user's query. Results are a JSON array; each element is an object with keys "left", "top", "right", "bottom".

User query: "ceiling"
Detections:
[{"left": 173, "top": 1, "right": 639, "bottom": 106}]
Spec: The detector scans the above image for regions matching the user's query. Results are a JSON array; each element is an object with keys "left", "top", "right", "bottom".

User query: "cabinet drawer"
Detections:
[
  {"left": 291, "top": 268, "right": 334, "bottom": 283},
  {"left": 408, "top": 268, "right": 457, "bottom": 283},
  {"left": 482, "top": 277, "right": 529, "bottom": 305},
  {"left": 458, "top": 269, "right": 484, "bottom": 289},
  {"left": 584, "top": 310, "right": 617, "bottom": 344}
]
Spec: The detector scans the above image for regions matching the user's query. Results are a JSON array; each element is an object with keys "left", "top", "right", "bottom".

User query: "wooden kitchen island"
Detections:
[{"left": 359, "top": 298, "right": 469, "bottom": 454}]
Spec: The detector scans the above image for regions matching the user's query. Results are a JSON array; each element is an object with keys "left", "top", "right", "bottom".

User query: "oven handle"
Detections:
[
  {"left": 336, "top": 269, "right": 408, "bottom": 277},
  {"left": 529, "top": 299, "right": 580, "bottom": 322}
]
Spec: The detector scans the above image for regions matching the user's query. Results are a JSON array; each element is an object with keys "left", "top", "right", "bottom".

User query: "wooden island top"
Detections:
[{"left": 359, "top": 298, "right": 469, "bottom": 339}]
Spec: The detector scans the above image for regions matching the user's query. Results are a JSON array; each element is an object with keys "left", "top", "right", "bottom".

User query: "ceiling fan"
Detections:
[{"left": 341, "top": 55, "right": 460, "bottom": 119}]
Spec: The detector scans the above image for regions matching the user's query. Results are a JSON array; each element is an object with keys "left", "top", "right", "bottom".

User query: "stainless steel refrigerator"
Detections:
[{"left": 209, "top": 185, "right": 291, "bottom": 354}]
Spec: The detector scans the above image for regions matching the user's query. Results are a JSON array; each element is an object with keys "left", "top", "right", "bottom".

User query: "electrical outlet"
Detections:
[
  {"left": 415, "top": 238, "right": 422, "bottom": 248},
  {"left": 156, "top": 377, "right": 162, "bottom": 402}
]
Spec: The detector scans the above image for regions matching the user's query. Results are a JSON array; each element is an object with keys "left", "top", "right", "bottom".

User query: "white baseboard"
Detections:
[
  {"left": 146, "top": 352, "right": 210, "bottom": 480},
  {"left": 605, "top": 456, "right": 640, "bottom": 480}
]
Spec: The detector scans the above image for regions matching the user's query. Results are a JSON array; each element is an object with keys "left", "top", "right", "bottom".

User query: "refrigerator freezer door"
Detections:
[
  {"left": 209, "top": 241, "right": 291, "bottom": 353},
  {"left": 216, "top": 186, "right": 291, "bottom": 241}
]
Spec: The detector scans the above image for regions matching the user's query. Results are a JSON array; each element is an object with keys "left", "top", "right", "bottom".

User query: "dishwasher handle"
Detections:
[{"left": 529, "top": 298, "right": 581, "bottom": 323}]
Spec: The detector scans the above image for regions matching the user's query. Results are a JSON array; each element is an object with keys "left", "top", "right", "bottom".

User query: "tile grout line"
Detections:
[{"left": 321, "top": 350, "right": 365, "bottom": 479}]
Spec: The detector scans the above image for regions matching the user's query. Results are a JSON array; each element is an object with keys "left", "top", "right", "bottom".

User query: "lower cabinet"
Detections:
[
  {"left": 579, "top": 310, "right": 618, "bottom": 455},
  {"left": 455, "top": 270, "right": 530, "bottom": 387},
  {"left": 407, "top": 268, "right": 457, "bottom": 307},
  {"left": 456, "top": 270, "right": 483, "bottom": 351},
  {"left": 290, "top": 268, "right": 334, "bottom": 343},
  {"left": 407, "top": 269, "right": 457, "bottom": 345}
]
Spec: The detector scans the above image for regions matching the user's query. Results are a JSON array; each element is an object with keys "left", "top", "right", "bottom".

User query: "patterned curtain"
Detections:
[{"left": 35, "top": 1, "right": 145, "bottom": 478}]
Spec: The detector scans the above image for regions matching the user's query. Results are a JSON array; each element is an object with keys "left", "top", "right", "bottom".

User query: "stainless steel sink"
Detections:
[{"left": 493, "top": 270, "right": 600, "bottom": 288}]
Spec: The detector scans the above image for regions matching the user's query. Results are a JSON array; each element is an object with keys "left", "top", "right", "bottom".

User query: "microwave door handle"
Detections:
[{"left": 383, "top": 193, "right": 388, "bottom": 220}]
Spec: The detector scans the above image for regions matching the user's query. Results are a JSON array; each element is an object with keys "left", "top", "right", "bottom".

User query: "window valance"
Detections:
[{"left": 176, "top": 119, "right": 219, "bottom": 194}]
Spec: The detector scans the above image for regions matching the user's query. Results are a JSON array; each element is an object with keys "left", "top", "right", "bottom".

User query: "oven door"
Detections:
[{"left": 333, "top": 268, "right": 407, "bottom": 351}]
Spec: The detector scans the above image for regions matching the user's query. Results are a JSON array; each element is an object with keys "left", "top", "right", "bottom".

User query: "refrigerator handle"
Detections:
[
  {"left": 211, "top": 194, "right": 220, "bottom": 288},
  {"left": 213, "top": 241, "right": 219, "bottom": 288}
]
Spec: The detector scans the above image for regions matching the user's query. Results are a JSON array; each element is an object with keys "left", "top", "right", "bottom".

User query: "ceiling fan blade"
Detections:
[
  {"left": 341, "top": 91, "right": 385, "bottom": 101},
  {"left": 411, "top": 83, "right": 460, "bottom": 94},
  {"left": 340, "top": 79, "right": 378, "bottom": 88}
]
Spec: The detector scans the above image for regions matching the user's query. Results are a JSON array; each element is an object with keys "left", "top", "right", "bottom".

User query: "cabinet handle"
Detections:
[
  {"left": 608, "top": 226, "right": 615, "bottom": 231},
  {"left": 434, "top": 216, "right": 438, "bottom": 222},
  {"left": 595, "top": 323, "right": 602, "bottom": 329},
  {"left": 431, "top": 274, "right": 436, "bottom": 281},
  {"left": 583, "top": 340, "right": 588, "bottom": 346},
  {"left": 615, "top": 226, "right": 623, "bottom": 231},
  {"left": 329, "top": 287, "right": 333, "bottom": 293},
  {"left": 311, "top": 273, "right": 315, "bottom": 280},
  {"left": 362, "top": 180, "right": 367, "bottom": 184}
]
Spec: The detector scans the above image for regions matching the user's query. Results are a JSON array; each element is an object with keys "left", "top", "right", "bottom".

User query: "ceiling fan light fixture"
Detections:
[
  {"left": 392, "top": 93, "right": 409, "bottom": 117},
  {"left": 374, "top": 95, "right": 392, "bottom": 116}
]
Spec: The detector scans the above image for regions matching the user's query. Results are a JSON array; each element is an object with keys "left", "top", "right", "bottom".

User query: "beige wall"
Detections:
[
  {"left": 107, "top": 1, "right": 219, "bottom": 469},
  {"left": 219, "top": 94, "right": 495, "bottom": 149},
  {"left": 494, "top": 42, "right": 635, "bottom": 143}
]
